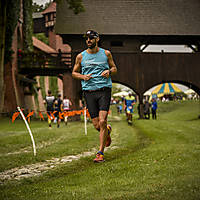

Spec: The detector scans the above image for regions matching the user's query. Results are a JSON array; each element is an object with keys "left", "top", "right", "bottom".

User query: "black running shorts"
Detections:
[{"left": 83, "top": 87, "right": 111, "bottom": 119}]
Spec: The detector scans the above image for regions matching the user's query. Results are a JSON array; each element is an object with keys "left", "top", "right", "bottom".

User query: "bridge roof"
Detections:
[
  {"left": 56, "top": 0, "right": 200, "bottom": 36},
  {"left": 32, "top": 36, "right": 56, "bottom": 53}
]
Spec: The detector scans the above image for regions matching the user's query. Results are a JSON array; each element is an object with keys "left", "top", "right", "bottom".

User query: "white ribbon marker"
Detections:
[
  {"left": 84, "top": 108, "right": 87, "bottom": 136},
  {"left": 17, "top": 107, "right": 36, "bottom": 156}
]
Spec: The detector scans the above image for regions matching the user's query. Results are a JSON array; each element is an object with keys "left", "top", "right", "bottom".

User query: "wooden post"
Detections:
[{"left": 138, "top": 93, "right": 144, "bottom": 119}]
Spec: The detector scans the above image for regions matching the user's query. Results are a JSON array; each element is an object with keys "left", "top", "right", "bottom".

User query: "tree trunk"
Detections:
[{"left": 0, "top": 1, "right": 7, "bottom": 114}]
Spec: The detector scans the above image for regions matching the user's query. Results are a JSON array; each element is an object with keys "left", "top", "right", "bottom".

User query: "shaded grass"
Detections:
[
  {"left": 0, "top": 100, "right": 200, "bottom": 199},
  {"left": 0, "top": 120, "right": 100, "bottom": 171}
]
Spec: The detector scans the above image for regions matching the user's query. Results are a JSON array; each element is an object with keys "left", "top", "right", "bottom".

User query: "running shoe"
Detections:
[
  {"left": 93, "top": 152, "right": 104, "bottom": 163},
  {"left": 105, "top": 124, "right": 112, "bottom": 147},
  {"left": 128, "top": 120, "right": 133, "bottom": 125}
]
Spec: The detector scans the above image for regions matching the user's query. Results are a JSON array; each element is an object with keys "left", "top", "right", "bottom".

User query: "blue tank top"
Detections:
[
  {"left": 125, "top": 96, "right": 135, "bottom": 107},
  {"left": 81, "top": 48, "right": 112, "bottom": 91}
]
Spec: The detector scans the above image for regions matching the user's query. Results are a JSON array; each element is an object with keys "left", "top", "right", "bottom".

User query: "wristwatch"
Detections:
[{"left": 109, "top": 69, "right": 112, "bottom": 75}]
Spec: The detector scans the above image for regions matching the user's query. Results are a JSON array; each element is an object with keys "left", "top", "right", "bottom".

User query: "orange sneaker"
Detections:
[
  {"left": 93, "top": 152, "right": 104, "bottom": 163},
  {"left": 105, "top": 124, "right": 112, "bottom": 147}
]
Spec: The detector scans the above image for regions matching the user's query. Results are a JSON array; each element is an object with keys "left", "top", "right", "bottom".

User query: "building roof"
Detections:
[
  {"left": 32, "top": 12, "right": 43, "bottom": 19},
  {"left": 32, "top": 36, "right": 56, "bottom": 53},
  {"left": 42, "top": 2, "right": 56, "bottom": 15},
  {"left": 56, "top": 0, "right": 200, "bottom": 36}
]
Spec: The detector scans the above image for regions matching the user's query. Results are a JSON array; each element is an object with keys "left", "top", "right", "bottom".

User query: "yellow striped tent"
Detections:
[{"left": 151, "top": 83, "right": 182, "bottom": 98}]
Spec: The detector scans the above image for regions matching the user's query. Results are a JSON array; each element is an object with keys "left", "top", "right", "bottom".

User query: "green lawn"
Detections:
[{"left": 0, "top": 100, "right": 200, "bottom": 200}]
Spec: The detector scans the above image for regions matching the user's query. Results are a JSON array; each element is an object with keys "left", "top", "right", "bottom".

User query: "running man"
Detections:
[
  {"left": 44, "top": 90, "right": 55, "bottom": 128},
  {"left": 124, "top": 92, "right": 136, "bottom": 125},
  {"left": 63, "top": 96, "right": 72, "bottom": 125},
  {"left": 72, "top": 30, "right": 117, "bottom": 162}
]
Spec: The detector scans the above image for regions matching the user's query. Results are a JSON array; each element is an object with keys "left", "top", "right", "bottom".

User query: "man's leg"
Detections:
[
  {"left": 64, "top": 115, "right": 68, "bottom": 125},
  {"left": 47, "top": 111, "right": 52, "bottom": 128},
  {"left": 92, "top": 113, "right": 107, "bottom": 163},
  {"left": 129, "top": 113, "right": 133, "bottom": 125},
  {"left": 48, "top": 117, "right": 52, "bottom": 127},
  {"left": 57, "top": 113, "right": 60, "bottom": 128},
  {"left": 92, "top": 117, "right": 100, "bottom": 131},
  {"left": 91, "top": 110, "right": 109, "bottom": 153},
  {"left": 98, "top": 110, "right": 109, "bottom": 152},
  {"left": 152, "top": 110, "right": 155, "bottom": 119}
]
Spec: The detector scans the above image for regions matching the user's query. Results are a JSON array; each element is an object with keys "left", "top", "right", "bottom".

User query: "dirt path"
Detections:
[
  {"left": 0, "top": 145, "right": 118, "bottom": 184},
  {"left": 0, "top": 116, "right": 121, "bottom": 184}
]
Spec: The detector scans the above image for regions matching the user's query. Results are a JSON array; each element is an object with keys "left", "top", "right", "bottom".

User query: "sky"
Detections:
[
  {"left": 33, "top": 0, "right": 50, "bottom": 5},
  {"left": 143, "top": 45, "right": 192, "bottom": 53}
]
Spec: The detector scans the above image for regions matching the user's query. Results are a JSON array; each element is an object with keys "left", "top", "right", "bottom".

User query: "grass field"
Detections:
[{"left": 0, "top": 100, "right": 200, "bottom": 200}]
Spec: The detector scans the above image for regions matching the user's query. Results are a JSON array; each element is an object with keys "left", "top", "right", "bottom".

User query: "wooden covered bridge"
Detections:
[
  {"left": 55, "top": 0, "right": 200, "bottom": 116},
  {"left": 20, "top": 0, "right": 200, "bottom": 117}
]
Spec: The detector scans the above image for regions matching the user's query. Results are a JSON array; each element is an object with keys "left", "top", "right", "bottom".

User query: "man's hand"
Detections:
[
  {"left": 83, "top": 73, "right": 93, "bottom": 81},
  {"left": 101, "top": 69, "right": 110, "bottom": 78}
]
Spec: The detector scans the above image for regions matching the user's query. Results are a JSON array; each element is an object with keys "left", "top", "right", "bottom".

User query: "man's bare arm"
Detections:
[
  {"left": 72, "top": 53, "right": 92, "bottom": 81},
  {"left": 106, "top": 50, "right": 117, "bottom": 75},
  {"left": 101, "top": 50, "right": 117, "bottom": 78}
]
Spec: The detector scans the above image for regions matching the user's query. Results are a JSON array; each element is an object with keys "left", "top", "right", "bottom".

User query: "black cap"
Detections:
[{"left": 84, "top": 30, "right": 99, "bottom": 39}]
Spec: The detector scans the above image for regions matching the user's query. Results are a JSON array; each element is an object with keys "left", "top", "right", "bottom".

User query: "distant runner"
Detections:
[
  {"left": 63, "top": 96, "right": 72, "bottom": 125},
  {"left": 54, "top": 94, "right": 63, "bottom": 128},
  {"left": 44, "top": 90, "right": 55, "bottom": 128},
  {"left": 124, "top": 92, "right": 135, "bottom": 125}
]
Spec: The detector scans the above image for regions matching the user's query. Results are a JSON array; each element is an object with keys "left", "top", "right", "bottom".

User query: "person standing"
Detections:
[
  {"left": 72, "top": 30, "right": 117, "bottom": 163},
  {"left": 124, "top": 92, "right": 136, "bottom": 125},
  {"left": 144, "top": 100, "right": 151, "bottom": 119},
  {"left": 44, "top": 90, "right": 55, "bottom": 128},
  {"left": 54, "top": 94, "right": 63, "bottom": 128},
  {"left": 151, "top": 98, "right": 158, "bottom": 119},
  {"left": 63, "top": 96, "right": 72, "bottom": 125}
]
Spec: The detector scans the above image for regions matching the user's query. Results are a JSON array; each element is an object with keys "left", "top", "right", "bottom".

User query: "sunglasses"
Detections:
[{"left": 85, "top": 35, "right": 96, "bottom": 40}]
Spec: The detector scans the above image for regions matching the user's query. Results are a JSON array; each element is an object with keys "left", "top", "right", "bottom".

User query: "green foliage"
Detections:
[
  {"left": 34, "top": 89, "right": 39, "bottom": 109},
  {"left": 33, "top": 33, "right": 49, "bottom": 45},
  {"left": 56, "top": 0, "right": 85, "bottom": 14},
  {"left": 4, "top": 0, "right": 20, "bottom": 64},
  {"left": 67, "top": 0, "right": 85, "bottom": 14},
  {"left": 49, "top": 77, "right": 58, "bottom": 96},
  {"left": 4, "top": 0, "right": 34, "bottom": 62},
  {"left": 39, "top": 76, "right": 59, "bottom": 99},
  {"left": 33, "top": 0, "right": 85, "bottom": 14},
  {"left": 32, "top": 3, "right": 45, "bottom": 12},
  {"left": 32, "top": 1, "right": 52, "bottom": 12},
  {"left": 39, "top": 76, "right": 46, "bottom": 99},
  {"left": 112, "top": 83, "right": 122, "bottom": 95}
]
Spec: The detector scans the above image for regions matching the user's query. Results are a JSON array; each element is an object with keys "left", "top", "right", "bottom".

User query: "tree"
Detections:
[
  {"left": 33, "top": 0, "right": 84, "bottom": 14},
  {"left": 56, "top": 0, "right": 84, "bottom": 14},
  {"left": 23, "top": 0, "right": 33, "bottom": 52},
  {"left": 0, "top": 1, "right": 7, "bottom": 114},
  {"left": 32, "top": 2, "right": 44, "bottom": 12},
  {"left": 32, "top": 1, "right": 52, "bottom": 12},
  {"left": 0, "top": 0, "right": 20, "bottom": 114}
]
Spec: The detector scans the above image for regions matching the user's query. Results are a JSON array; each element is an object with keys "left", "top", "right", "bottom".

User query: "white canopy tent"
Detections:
[
  {"left": 113, "top": 91, "right": 129, "bottom": 97},
  {"left": 144, "top": 91, "right": 151, "bottom": 96},
  {"left": 184, "top": 89, "right": 196, "bottom": 95}
]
